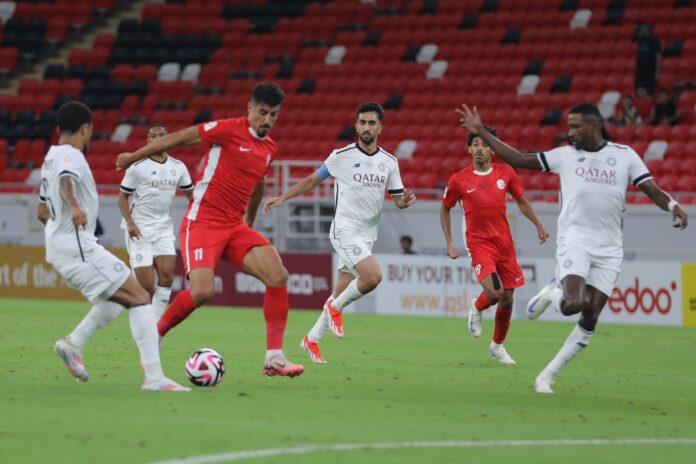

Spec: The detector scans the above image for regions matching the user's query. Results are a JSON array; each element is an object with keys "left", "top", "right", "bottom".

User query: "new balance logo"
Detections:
[{"left": 353, "top": 163, "right": 360, "bottom": 168}]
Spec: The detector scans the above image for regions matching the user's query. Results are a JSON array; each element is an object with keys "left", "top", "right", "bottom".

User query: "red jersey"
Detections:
[
  {"left": 442, "top": 164, "right": 524, "bottom": 258},
  {"left": 186, "top": 117, "right": 277, "bottom": 225}
]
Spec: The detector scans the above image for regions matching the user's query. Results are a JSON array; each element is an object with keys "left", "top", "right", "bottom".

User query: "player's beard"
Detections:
[{"left": 360, "top": 132, "right": 375, "bottom": 145}]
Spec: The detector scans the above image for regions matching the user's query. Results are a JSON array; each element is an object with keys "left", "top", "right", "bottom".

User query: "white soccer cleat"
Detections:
[
  {"left": 55, "top": 337, "right": 89, "bottom": 382},
  {"left": 534, "top": 373, "right": 555, "bottom": 394},
  {"left": 467, "top": 298, "right": 482, "bottom": 338},
  {"left": 141, "top": 377, "right": 192, "bottom": 392},
  {"left": 526, "top": 279, "right": 558, "bottom": 320},
  {"left": 489, "top": 343, "right": 516, "bottom": 365}
]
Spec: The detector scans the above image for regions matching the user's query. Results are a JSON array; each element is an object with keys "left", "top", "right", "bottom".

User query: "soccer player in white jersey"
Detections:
[
  {"left": 264, "top": 102, "right": 417, "bottom": 363},
  {"left": 458, "top": 103, "right": 688, "bottom": 394},
  {"left": 37, "top": 102, "right": 189, "bottom": 392},
  {"left": 118, "top": 124, "right": 194, "bottom": 318}
]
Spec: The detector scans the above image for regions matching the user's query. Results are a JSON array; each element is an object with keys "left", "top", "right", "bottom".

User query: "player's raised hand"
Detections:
[
  {"left": 402, "top": 188, "right": 417, "bottom": 207},
  {"left": 127, "top": 221, "right": 142, "bottom": 240},
  {"left": 263, "top": 196, "right": 284, "bottom": 214},
  {"left": 455, "top": 104, "right": 484, "bottom": 134},
  {"left": 537, "top": 225, "right": 550, "bottom": 244},
  {"left": 70, "top": 206, "right": 88, "bottom": 228},
  {"left": 116, "top": 152, "right": 133, "bottom": 171},
  {"left": 672, "top": 205, "right": 688, "bottom": 229},
  {"left": 446, "top": 242, "right": 461, "bottom": 260}
]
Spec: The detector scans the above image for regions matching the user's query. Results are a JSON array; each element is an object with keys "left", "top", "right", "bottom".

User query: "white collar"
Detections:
[
  {"left": 473, "top": 167, "right": 493, "bottom": 176},
  {"left": 248, "top": 126, "right": 265, "bottom": 140}
]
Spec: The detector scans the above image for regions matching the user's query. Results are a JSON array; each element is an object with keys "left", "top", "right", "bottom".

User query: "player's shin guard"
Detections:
[
  {"left": 475, "top": 291, "right": 492, "bottom": 311},
  {"left": 129, "top": 304, "right": 165, "bottom": 383},
  {"left": 493, "top": 304, "right": 512, "bottom": 344},
  {"left": 264, "top": 286, "right": 289, "bottom": 350},
  {"left": 69, "top": 301, "right": 124, "bottom": 349},
  {"left": 157, "top": 289, "right": 198, "bottom": 337},
  {"left": 540, "top": 323, "right": 593, "bottom": 379}
]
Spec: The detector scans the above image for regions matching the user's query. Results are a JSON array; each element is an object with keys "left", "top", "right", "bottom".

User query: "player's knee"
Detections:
[
  {"left": 562, "top": 292, "right": 585, "bottom": 315},
  {"left": 363, "top": 269, "right": 382, "bottom": 290},
  {"left": 130, "top": 286, "right": 151, "bottom": 307},
  {"left": 190, "top": 283, "right": 215, "bottom": 304},
  {"left": 266, "top": 266, "right": 289, "bottom": 287},
  {"left": 141, "top": 282, "right": 155, "bottom": 293},
  {"left": 157, "top": 274, "right": 174, "bottom": 288},
  {"left": 484, "top": 288, "right": 503, "bottom": 304},
  {"left": 499, "top": 294, "right": 513, "bottom": 309}
]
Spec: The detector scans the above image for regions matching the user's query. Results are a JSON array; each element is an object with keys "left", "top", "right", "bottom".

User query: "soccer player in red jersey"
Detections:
[
  {"left": 440, "top": 126, "right": 549, "bottom": 364},
  {"left": 116, "top": 83, "right": 303, "bottom": 377}
]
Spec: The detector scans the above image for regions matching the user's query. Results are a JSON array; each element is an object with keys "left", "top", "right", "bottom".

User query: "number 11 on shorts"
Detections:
[{"left": 194, "top": 248, "right": 203, "bottom": 261}]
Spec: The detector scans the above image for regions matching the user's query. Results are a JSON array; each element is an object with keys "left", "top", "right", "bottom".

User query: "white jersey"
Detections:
[
  {"left": 119, "top": 156, "right": 193, "bottom": 240},
  {"left": 39, "top": 145, "right": 100, "bottom": 264},
  {"left": 537, "top": 142, "right": 652, "bottom": 251},
  {"left": 324, "top": 143, "right": 404, "bottom": 241}
]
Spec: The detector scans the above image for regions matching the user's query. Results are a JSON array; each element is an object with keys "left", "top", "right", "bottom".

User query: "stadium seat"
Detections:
[{"left": 644, "top": 141, "right": 668, "bottom": 161}]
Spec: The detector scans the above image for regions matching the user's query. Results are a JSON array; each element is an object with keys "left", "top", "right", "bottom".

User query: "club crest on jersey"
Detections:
[
  {"left": 379, "top": 163, "right": 387, "bottom": 172},
  {"left": 607, "top": 157, "right": 617, "bottom": 166},
  {"left": 496, "top": 179, "right": 506, "bottom": 190},
  {"left": 171, "top": 169, "right": 176, "bottom": 176},
  {"left": 203, "top": 121, "right": 217, "bottom": 132}
]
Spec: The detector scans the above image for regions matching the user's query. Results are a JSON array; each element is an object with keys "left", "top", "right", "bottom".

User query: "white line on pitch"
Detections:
[{"left": 148, "top": 437, "right": 696, "bottom": 464}]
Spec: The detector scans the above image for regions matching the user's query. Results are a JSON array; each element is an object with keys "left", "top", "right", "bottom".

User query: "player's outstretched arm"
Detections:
[
  {"left": 393, "top": 188, "right": 416, "bottom": 209},
  {"left": 116, "top": 126, "right": 201, "bottom": 171},
  {"left": 456, "top": 105, "right": 544, "bottom": 170},
  {"left": 515, "top": 196, "right": 550, "bottom": 244},
  {"left": 59, "top": 176, "right": 87, "bottom": 227},
  {"left": 264, "top": 173, "right": 324, "bottom": 214},
  {"left": 439, "top": 204, "right": 461, "bottom": 259},
  {"left": 638, "top": 179, "right": 688, "bottom": 229}
]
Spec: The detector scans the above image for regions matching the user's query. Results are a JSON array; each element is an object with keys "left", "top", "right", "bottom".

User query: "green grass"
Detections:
[{"left": 1, "top": 298, "right": 695, "bottom": 464}]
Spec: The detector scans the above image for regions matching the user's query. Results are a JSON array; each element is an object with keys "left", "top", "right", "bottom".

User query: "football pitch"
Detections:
[{"left": 1, "top": 298, "right": 694, "bottom": 464}]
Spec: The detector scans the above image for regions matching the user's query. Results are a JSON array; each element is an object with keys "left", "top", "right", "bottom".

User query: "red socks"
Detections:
[
  {"left": 493, "top": 304, "right": 512, "bottom": 344},
  {"left": 264, "top": 286, "right": 289, "bottom": 350},
  {"left": 157, "top": 289, "right": 198, "bottom": 337},
  {"left": 475, "top": 291, "right": 491, "bottom": 311}
]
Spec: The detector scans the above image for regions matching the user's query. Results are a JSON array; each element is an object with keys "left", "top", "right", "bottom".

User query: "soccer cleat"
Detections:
[
  {"left": 55, "top": 337, "right": 89, "bottom": 382},
  {"left": 534, "top": 373, "right": 554, "bottom": 394},
  {"left": 527, "top": 279, "right": 558, "bottom": 320},
  {"left": 467, "top": 298, "right": 482, "bottom": 338},
  {"left": 325, "top": 297, "right": 344, "bottom": 338},
  {"left": 300, "top": 336, "right": 326, "bottom": 364},
  {"left": 488, "top": 343, "right": 516, "bottom": 365},
  {"left": 262, "top": 353, "right": 305, "bottom": 377},
  {"left": 141, "top": 377, "right": 192, "bottom": 392}
]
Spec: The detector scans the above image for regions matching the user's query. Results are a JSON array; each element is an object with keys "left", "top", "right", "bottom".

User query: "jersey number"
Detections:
[
  {"left": 41, "top": 178, "right": 56, "bottom": 220},
  {"left": 194, "top": 248, "right": 204, "bottom": 261}
]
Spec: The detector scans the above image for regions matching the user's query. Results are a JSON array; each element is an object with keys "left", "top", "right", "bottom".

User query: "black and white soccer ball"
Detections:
[{"left": 185, "top": 348, "right": 225, "bottom": 387}]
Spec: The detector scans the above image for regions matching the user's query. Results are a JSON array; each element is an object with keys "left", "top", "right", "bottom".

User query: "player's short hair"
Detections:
[
  {"left": 356, "top": 102, "right": 384, "bottom": 122},
  {"left": 569, "top": 103, "right": 611, "bottom": 141},
  {"left": 467, "top": 125, "right": 497, "bottom": 146},
  {"left": 251, "top": 82, "right": 285, "bottom": 107},
  {"left": 147, "top": 122, "right": 167, "bottom": 132},
  {"left": 56, "top": 101, "right": 92, "bottom": 135}
]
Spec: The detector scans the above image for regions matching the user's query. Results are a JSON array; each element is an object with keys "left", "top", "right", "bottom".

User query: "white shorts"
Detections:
[
  {"left": 52, "top": 245, "right": 131, "bottom": 304},
  {"left": 555, "top": 245, "right": 622, "bottom": 296},
  {"left": 330, "top": 233, "right": 374, "bottom": 277},
  {"left": 125, "top": 228, "right": 176, "bottom": 269}
]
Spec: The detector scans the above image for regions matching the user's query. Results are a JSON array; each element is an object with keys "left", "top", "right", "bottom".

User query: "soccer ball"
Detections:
[{"left": 185, "top": 348, "right": 225, "bottom": 387}]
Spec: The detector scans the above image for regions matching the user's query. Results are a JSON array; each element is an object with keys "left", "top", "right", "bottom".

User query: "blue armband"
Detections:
[{"left": 315, "top": 164, "right": 330, "bottom": 180}]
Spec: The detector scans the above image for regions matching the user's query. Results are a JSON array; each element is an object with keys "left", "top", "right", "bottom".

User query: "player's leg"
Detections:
[
  {"left": 151, "top": 254, "right": 176, "bottom": 318},
  {"left": 158, "top": 220, "right": 225, "bottom": 337},
  {"left": 467, "top": 252, "right": 500, "bottom": 338},
  {"left": 110, "top": 275, "right": 190, "bottom": 392},
  {"left": 303, "top": 271, "right": 354, "bottom": 363},
  {"left": 241, "top": 244, "right": 304, "bottom": 377},
  {"left": 488, "top": 289, "right": 516, "bottom": 364},
  {"left": 126, "top": 231, "right": 156, "bottom": 293}
]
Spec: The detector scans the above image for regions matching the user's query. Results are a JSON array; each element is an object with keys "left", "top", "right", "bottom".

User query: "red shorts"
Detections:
[
  {"left": 180, "top": 219, "right": 271, "bottom": 274},
  {"left": 470, "top": 248, "right": 525, "bottom": 289}
]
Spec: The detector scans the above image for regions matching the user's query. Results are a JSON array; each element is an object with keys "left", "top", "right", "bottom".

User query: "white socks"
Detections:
[
  {"left": 128, "top": 304, "right": 165, "bottom": 382},
  {"left": 333, "top": 279, "right": 363, "bottom": 310},
  {"left": 152, "top": 285, "right": 172, "bottom": 319},
  {"left": 539, "top": 324, "right": 593, "bottom": 380},
  {"left": 68, "top": 302, "right": 125, "bottom": 349},
  {"left": 307, "top": 296, "right": 332, "bottom": 342},
  {"left": 549, "top": 287, "right": 564, "bottom": 312},
  {"left": 265, "top": 349, "right": 282, "bottom": 360}
]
